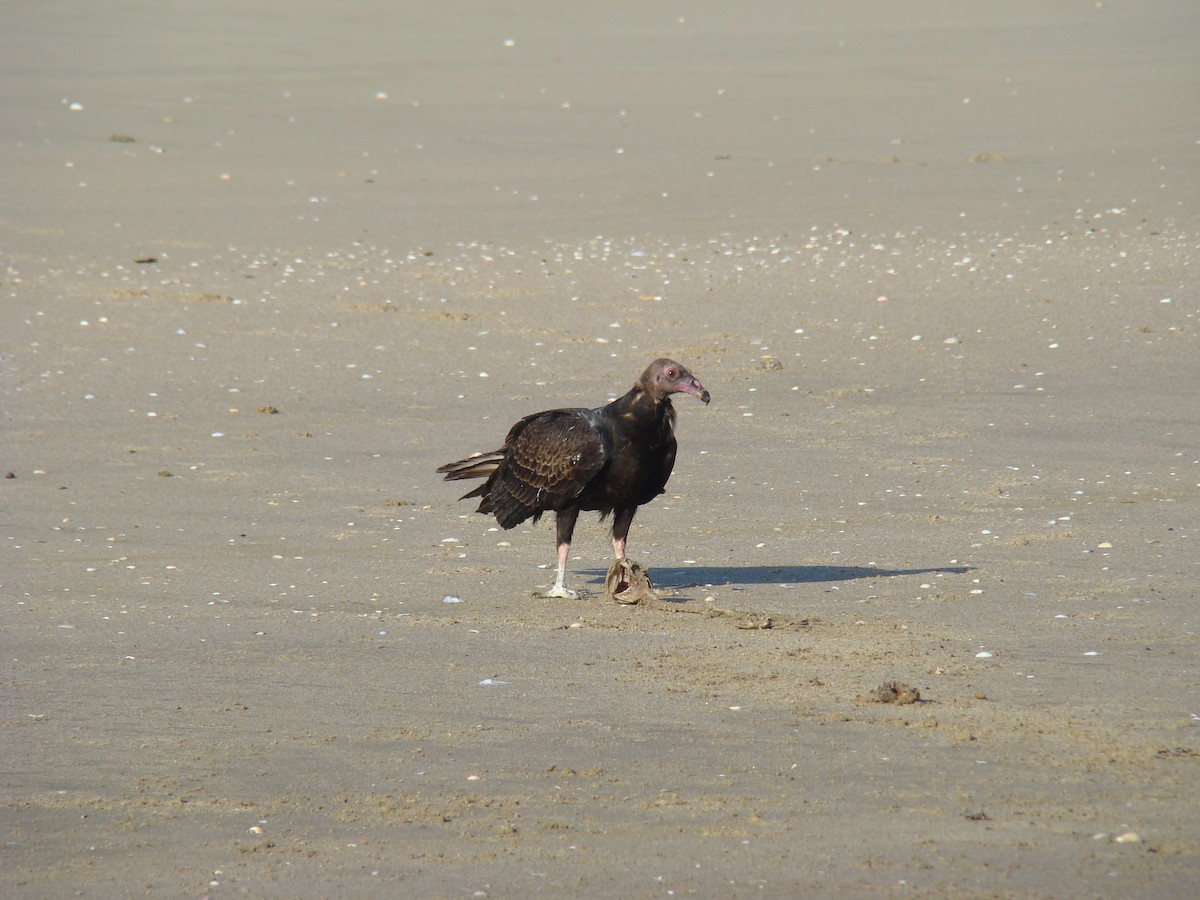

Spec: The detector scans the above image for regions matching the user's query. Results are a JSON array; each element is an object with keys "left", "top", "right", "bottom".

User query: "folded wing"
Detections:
[{"left": 438, "top": 409, "right": 610, "bottom": 529}]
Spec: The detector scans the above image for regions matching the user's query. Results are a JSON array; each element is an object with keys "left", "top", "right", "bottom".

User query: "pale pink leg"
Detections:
[
  {"left": 611, "top": 507, "right": 635, "bottom": 561},
  {"left": 612, "top": 535, "right": 626, "bottom": 561},
  {"left": 542, "top": 508, "right": 579, "bottom": 598}
]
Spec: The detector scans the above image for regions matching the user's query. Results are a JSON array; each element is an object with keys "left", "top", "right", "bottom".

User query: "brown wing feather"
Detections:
[
  {"left": 504, "top": 413, "right": 605, "bottom": 502},
  {"left": 439, "top": 409, "right": 609, "bottom": 529},
  {"left": 485, "top": 411, "right": 607, "bottom": 527}
]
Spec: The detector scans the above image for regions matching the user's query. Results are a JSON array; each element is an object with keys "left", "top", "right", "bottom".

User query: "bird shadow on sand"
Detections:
[{"left": 581, "top": 564, "right": 973, "bottom": 590}]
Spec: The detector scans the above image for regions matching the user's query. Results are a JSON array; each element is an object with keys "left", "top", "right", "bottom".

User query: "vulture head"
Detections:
[{"left": 644, "top": 358, "right": 711, "bottom": 404}]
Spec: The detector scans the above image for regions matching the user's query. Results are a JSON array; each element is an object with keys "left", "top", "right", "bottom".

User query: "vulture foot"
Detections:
[{"left": 538, "top": 585, "right": 580, "bottom": 600}]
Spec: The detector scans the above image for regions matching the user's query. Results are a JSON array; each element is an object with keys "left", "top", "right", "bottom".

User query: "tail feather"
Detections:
[
  {"left": 438, "top": 450, "right": 538, "bottom": 527},
  {"left": 437, "top": 451, "right": 503, "bottom": 482}
]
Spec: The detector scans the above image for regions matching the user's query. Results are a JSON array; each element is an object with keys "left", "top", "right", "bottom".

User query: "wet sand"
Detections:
[{"left": 3, "top": 1, "right": 1198, "bottom": 896}]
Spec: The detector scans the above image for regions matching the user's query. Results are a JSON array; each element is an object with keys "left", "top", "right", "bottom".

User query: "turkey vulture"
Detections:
[{"left": 438, "top": 358, "right": 710, "bottom": 598}]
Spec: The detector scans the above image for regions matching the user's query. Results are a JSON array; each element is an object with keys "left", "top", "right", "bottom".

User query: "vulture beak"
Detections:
[{"left": 677, "top": 377, "right": 711, "bottom": 405}]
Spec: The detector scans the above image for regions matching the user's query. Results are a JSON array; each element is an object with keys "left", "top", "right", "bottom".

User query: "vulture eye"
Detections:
[{"left": 665, "top": 367, "right": 677, "bottom": 378}]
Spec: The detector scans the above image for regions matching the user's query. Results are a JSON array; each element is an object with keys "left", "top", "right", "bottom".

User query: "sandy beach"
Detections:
[{"left": 3, "top": 1, "right": 1198, "bottom": 896}]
